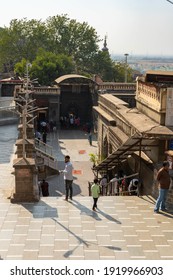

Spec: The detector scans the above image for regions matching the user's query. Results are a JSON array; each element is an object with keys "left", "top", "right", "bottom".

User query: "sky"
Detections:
[{"left": 1, "top": 0, "right": 173, "bottom": 57}]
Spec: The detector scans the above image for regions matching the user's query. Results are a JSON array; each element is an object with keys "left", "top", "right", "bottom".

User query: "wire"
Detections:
[{"left": 166, "top": 0, "right": 173, "bottom": 4}]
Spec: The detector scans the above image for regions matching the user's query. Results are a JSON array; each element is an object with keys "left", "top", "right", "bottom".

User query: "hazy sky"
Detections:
[{"left": 1, "top": 0, "right": 173, "bottom": 56}]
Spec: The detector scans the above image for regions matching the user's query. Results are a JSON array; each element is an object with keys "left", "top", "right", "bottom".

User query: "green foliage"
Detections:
[
  {"left": 30, "top": 49, "right": 75, "bottom": 85},
  {"left": 0, "top": 19, "right": 47, "bottom": 72},
  {"left": 89, "top": 153, "right": 99, "bottom": 165},
  {"left": 15, "top": 49, "right": 75, "bottom": 85},
  {"left": 14, "top": 58, "right": 28, "bottom": 76},
  {"left": 91, "top": 51, "right": 114, "bottom": 81},
  {"left": 0, "top": 14, "right": 134, "bottom": 83},
  {"left": 112, "top": 61, "right": 133, "bottom": 82}
]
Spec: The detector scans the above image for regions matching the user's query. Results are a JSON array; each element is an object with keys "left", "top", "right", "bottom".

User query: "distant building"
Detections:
[{"left": 0, "top": 77, "right": 23, "bottom": 97}]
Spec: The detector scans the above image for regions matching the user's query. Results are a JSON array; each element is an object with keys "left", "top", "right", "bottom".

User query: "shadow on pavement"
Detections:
[
  {"left": 70, "top": 199, "right": 121, "bottom": 224},
  {"left": 47, "top": 175, "right": 82, "bottom": 197},
  {"left": 21, "top": 200, "right": 58, "bottom": 219}
]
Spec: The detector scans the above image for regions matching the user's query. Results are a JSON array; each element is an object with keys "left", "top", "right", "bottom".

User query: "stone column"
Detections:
[
  {"left": 11, "top": 158, "right": 39, "bottom": 203},
  {"left": 15, "top": 139, "right": 35, "bottom": 158}
]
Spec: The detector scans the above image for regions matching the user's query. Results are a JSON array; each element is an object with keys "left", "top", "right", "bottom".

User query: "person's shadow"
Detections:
[
  {"left": 70, "top": 199, "right": 121, "bottom": 224},
  {"left": 20, "top": 199, "right": 122, "bottom": 259}
]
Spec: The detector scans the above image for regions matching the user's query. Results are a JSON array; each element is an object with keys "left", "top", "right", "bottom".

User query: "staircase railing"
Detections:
[{"left": 34, "top": 139, "right": 59, "bottom": 171}]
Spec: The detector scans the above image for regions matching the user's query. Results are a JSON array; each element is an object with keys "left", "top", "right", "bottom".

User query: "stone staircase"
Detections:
[{"left": 35, "top": 139, "right": 59, "bottom": 178}]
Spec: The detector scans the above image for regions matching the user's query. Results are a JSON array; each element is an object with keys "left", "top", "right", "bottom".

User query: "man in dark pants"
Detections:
[
  {"left": 91, "top": 178, "right": 100, "bottom": 211},
  {"left": 60, "top": 155, "right": 74, "bottom": 201},
  {"left": 40, "top": 179, "right": 49, "bottom": 196},
  {"left": 154, "top": 161, "right": 171, "bottom": 213}
]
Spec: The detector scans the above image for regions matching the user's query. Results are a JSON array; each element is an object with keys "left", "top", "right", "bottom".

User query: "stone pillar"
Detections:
[
  {"left": 11, "top": 158, "right": 39, "bottom": 203},
  {"left": 18, "top": 123, "right": 35, "bottom": 139},
  {"left": 15, "top": 139, "right": 35, "bottom": 158}
]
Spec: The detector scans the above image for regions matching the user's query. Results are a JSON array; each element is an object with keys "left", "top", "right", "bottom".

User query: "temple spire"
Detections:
[{"left": 102, "top": 35, "right": 109, "bottom": 52}]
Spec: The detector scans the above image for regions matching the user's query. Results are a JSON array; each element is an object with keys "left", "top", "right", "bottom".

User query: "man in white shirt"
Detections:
[
  {"left": 100, "top": 175, "right": 107, "bottom": 195},
  {"left": 110, "top": 174, "right": 119, "bottom": 195},
  {"left": 60, "top": 155, "right": 74, "bottom": 201}
]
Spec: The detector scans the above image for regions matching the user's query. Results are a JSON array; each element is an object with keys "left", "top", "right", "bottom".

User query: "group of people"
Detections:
[
  {"left": 35, "top": 120, "right": 57, "bottom": 144},
  {"left": 35, "top": 130, "right": 47, "bottom": 144},
  {"left": 39, "top": 158, "right": 171, "bottom": 214},
  {"left": 99, "top": 173, "right": 139, "bottom": 196},
  {"left": 91, "top": 160, "right": 171, "bottom": 212},
  {"left": 60, "top": 115, "right": 80, "bottom": 129}
]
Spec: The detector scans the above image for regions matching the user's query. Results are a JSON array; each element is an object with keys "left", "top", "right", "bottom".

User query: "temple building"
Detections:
[
  {"left": 11, "top": 74, "right": 97, "bottom": 127},
  {"left": 93, "top": 71, "right": 173, "bottom": 205}
]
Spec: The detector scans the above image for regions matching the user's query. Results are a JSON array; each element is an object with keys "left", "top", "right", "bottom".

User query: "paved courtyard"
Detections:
[{"left": 0, "top": 125, "right": 173, "bottom": 260}]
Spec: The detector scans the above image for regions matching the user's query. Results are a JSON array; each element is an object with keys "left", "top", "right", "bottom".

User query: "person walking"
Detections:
[
  {"left": 88, "top": 132, "right": 92, "bottom": 146},
  {"left": 154, "top": 161, "right": 171, "bottom": 213},
  {"left": 91, "top": 178, "right": 100, "bottom": 211},
  {"left": 60, "top": 155, "right": 74, "bottom": 201}
]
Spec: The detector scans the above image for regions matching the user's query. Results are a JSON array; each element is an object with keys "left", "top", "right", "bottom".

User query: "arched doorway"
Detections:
[{"left": 55, "top": 74, "right": 97, "bottom": 126}]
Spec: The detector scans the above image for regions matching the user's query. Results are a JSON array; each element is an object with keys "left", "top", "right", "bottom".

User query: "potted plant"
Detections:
[{"left": 89, "top": 153, "right": 98, "bottom": 168}]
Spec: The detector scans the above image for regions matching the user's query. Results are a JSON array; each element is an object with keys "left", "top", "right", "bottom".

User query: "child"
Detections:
[{"left": 91, "top": 178, "right": 100, "bottom": 211}]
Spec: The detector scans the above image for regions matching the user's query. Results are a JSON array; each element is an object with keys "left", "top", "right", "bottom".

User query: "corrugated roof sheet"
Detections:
[{"left": 93, "top": 133, "right": 156, "bottom": 171}]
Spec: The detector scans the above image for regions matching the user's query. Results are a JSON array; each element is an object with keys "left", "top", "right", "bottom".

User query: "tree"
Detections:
[
  {"left": 30, "top": 49, "right": 74, "bottom": 85},
  {"left": 91, "top": 51, "right": 114, "bottom": 81},
  {"left": 112, "top": 61, "right": 133, "bottom": 82},
  {"left": 0, "top": 14, "right": 134, "bottom": 83},
  {"left": 14, "top": 58, "right": 28, "bottom": 77},
  {"left": 0, "top": 15, "right": 101, "bottom": 78},
  {"left": 45, "top": 15, "right": 100, "bottom": 73},
  {"left": 0, "top": 18, "right": 47, "bottom": 72}
]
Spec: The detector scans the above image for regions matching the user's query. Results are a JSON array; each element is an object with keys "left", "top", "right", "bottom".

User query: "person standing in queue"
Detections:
[{"left": 60, "top": 155, "right": 74, "bottom": 201}]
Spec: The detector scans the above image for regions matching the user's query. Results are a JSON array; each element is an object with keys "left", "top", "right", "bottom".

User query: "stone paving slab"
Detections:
[
  {"left": 0, "top": 126, "right": 173, "bottom": 260},
  {"left": 0, "top": 195, "right": 173, "bottom": 260}
]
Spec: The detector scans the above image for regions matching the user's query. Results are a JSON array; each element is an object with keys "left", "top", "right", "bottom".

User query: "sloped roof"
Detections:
[
  {"left": 93, "top": 133, "right": 157, "bottom": 172},
  {"left": 55, "top": 74, "right": 95, "bottom": 84},
  {"left": 145, "top": 70, "right": 173, "bottom": 76}
]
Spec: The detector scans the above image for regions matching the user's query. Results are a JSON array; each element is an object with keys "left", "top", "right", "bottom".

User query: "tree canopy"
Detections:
[{"left": 0, "top": 14, "right": 133, "bottom": 84}]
